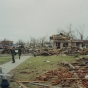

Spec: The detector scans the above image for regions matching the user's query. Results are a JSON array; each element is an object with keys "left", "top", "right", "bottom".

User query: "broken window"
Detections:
[{"left": 63, "top": 43, "right": 68, "bottom": 47}]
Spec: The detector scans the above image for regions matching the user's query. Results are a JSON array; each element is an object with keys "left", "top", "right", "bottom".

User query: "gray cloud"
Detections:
[{"left": 0, "top": 0, "right": 88, "bottom": 43}]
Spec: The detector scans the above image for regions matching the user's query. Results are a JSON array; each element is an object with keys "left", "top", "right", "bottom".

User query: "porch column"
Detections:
[
  {"left": 68, "top": 43, "right": 71, "bottom": 47},
  {"left": 60, "top": 42, "right": 63, "bottom": 49},
  {"left": 53, "top": 42, "right": 57, "bottom": 49}
]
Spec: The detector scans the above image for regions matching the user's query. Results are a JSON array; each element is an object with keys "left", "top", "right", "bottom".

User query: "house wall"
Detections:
[
  {"left": 53, "top": 41, "right": 83, "bottom": 49},
  {"left": 50, "top": 34, "right": 83, "bottom": 49},
  {"left": 2, "top": 41, "right": 13, "bottom": 45},
  {"left": 2, "top": 41, "right": 13, "bottom": 47},
  {"left": 83, "top": 40, "right": 88, "bottom": 48}
]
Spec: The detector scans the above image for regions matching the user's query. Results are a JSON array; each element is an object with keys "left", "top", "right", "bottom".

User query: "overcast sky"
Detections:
[{"left": 0, "top": 0, "right": 88, "bottom": 43}]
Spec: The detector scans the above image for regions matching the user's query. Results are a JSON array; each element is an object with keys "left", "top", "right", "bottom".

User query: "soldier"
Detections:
[
  {"left": 10, "top": 47, "right": 15, "bottom": 63},
  {"left": 33, "top": 51, "right": 36, "bottom": 57},
  {"left": 18, "top": 47, "right": 22, "bottom": 59}
]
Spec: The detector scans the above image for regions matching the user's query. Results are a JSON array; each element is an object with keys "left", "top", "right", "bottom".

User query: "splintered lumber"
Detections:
[
  {"left": 65, "top": 78, "right": 88, "bottom": 80},
  {"left": 68, "top": 63, "right": 75, "bottom": 69},
  {"left": 18, "top": 82, "right": 27, "bottom": 88},
  {"left": 29, "top": 83, "right": 61, "bottom": 88},
  {"left": 74, "top": 72, "right": 86, "bottom": 88},
  {"left": 76, "top": 81, "right": 86, "bottom": 88},
  {"left": 16, "top": 81, "right": 49, "bottom": 87},
  {"left": 16, "top": 80, "right": 46, "bottom": 83},
  {"left": 61, "top": 61, "right": 75, "bottom": 69},
  {"left": 30, "top": 82, "right": 50, "bottom": 87}
]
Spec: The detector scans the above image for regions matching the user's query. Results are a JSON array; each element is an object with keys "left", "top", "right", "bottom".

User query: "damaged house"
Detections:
[{"left": 50, "top": 33, "right": 83, "bottom": 50}]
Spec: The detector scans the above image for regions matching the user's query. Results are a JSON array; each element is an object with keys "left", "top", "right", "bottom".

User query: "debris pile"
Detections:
[
  {"left": 15, "top": 57, "right": 88, "bottom": 88},
  {"left": 35, "top": 58, "right": 88, "bottom": 88}
]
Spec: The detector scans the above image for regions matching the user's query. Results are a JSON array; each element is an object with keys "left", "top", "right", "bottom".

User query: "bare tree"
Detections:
[
  {"left": 16, "top": 39, "right": 25, "bottom": 46},
  {"left": 67, "top": 24, "right": 74, "bottom": 39},
  {"left": 29, "top": 35, "right": 48, "bottom": 48},
  {"left": 30, "top": 37, "right": 36, "bottom": 48},
  {"left": 76, "top": 25, "right": 85, "bottom": 40},
  {"left": 40, "top": 36, "right": 47, "bottom": 47},
  {"left": 57, "top": 24, "right": 76, "bottom": 40},
  {"left": 57, "top": 24, "right": 85, "bottom": 40},
  {"left": 79, "top": 25, "right": 84, "bottom": 40}
]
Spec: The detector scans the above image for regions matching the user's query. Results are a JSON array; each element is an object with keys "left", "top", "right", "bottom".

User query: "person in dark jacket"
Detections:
[
  {"left": 18, "top": 47, "right": 22, "bottom": 59},
  {"left": 10, "top": 47, "right": 15, "bottom": 63}
]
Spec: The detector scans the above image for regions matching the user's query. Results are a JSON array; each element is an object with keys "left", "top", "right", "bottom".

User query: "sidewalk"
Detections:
[{"left": 0, "top": 55, "right": 31, "bottom": 74}]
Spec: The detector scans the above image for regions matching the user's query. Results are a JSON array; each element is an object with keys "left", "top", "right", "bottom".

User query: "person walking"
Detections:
[
  {"left": 18, "top": 47, "right": 22, "bottom": 59},
  {"left": 10, "top": 47, "right": 15, "bottom": 63}
]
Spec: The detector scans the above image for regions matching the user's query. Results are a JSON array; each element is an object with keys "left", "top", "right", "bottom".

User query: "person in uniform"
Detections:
[
  {"left": 18, "top": 47, "right": 22, "bottom": 59},
  {"left": 10, "top": 47, "right": 15, "bottom": 63}
]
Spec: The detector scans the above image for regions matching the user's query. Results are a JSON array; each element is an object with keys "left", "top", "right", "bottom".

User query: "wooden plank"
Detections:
[
  {"left": 17, "top": 81, "right": 55, "bottom": 88},
  {"left": 65, "top": 78, "right": 88, "bottom": 80},
  {"left": 16, "top": 80, "right": 46, "bottom": 83},
  {"left": 68, "top": 63, "right": 75, "bottom": 69},
  {"left": 18, "top": 82, "right": 27, "bottom": 88}
]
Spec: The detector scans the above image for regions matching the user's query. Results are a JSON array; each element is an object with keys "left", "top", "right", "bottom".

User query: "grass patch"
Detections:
[
  {"left": 0, "top": 54, "right": 18, "bottom": 65},
  {"left": 13, "top": 55, "right": 77, "bottom": 81}
]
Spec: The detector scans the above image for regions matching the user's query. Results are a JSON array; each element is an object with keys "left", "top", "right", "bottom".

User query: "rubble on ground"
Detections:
[{"left": 16, "top": 57, "right": 88, "bottom": 88}]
